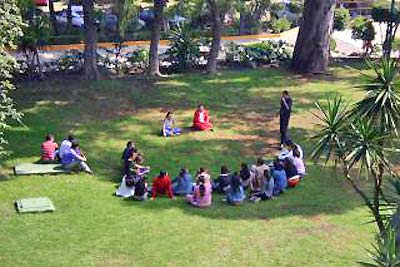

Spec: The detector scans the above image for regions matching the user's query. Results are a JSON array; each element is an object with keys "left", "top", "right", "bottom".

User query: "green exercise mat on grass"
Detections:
[
  {"left": 15, "top": 197, "right": 56, "bottom": 213},
  {"left": 14, "top": 163, "right": 69, "bottom": 176}
]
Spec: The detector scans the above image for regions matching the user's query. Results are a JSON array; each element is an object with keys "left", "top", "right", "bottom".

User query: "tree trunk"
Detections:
[
  {"left": 48, "top": 0, "right": 58, "bottom": 35},
  {"left": 67, "top": 0, "right": 73, "bottom": 33},
  {"left": 383, "top": 0, "right": 396, "bottom": 58},
  {"left": 206, "top": 0, "right": 222, "bottom": 74},
  {"left": 83, "top": 0, "right": 99, "bottom": 80},
  {"left": 148, "top": 2, "right": 164, "bottom": 76},
  {"left": 291, "top": 0, "right": 335, "bottom": 74},
  {"left": 239, "top": 12, "right": 246, "bottom": 35}
]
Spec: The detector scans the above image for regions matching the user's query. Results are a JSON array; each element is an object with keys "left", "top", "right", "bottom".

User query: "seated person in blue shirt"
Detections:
[
  {"left": 61, "top": 140, "right": 92, "bottom": 174},
  {"left": 162, "top": 111, "right": 181, "bottom": 137},
  {"left": 226, "top": 173, "right": 246, "bottom": 205},
  {"left": 173, "top": 168, "right": 193, "bottom": 195},
  {"left": 272, "top": 158, "right": 287, "bottom": 196}
]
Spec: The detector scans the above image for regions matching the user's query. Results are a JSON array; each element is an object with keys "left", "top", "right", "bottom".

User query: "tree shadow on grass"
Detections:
[
  {"left": 116, "top": 163, "right": 365, "bottom": 221},
  {"left": 2, "top": 67, "right": 369, "bottom": 221}
]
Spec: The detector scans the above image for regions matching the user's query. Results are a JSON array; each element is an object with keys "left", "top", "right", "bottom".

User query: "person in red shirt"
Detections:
[
  {"left": 151, "top": 170, "right": 175, "bottom": 200},
  {"left": 192, "top": 104, "right": 213, "bottom": 131},
  {"left": 41, "top": 134, "right": 59, "bottom": 162}
]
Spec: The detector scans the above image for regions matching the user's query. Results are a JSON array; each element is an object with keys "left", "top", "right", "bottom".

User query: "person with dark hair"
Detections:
[
  {"left": 61, "top": 140, "right": 92, "bottom": 174},
  {"left": 59, "top": 134, "right": 75, "bottom": 160},
  {"left": 151, "top": 170, "right": 174, "bottom": 200},
  {"left": 40, "top": 134, "right": 59, "bottom": 162},
  {"left": 279, "top": 90, "right": 292, "bottom": 147},
  {"left": 227, "top": 173, "right": 245, "bottom": 205},
  {"left": 287, "top": 140, "right": 304, "bottom": 159},
  {"left": 272, "top": 158, "right": 287, "bottom": 195},
  {"left": 133, "top": 175, "right": 148, "bottom": 201},
  {"left": 213, "top": 165, "right": 232, "bottom": 194},
  {"left": 239, "top": 162, "right": 253, "bottom": 190},
  {"left": 186, "top": 175, "right": 212, "bottom": 208},
  {"left": 116, "top": 150, "right": 137, "bottom": 198},
  {"left": 292, "top": 148, "right": 306, "bottom": 180},
  {"left": 192, "top": 104, "right": 213, "bottom": 131},
  {"left": 283, "top": 157, "right": 300, "bottom": 187},
  {"left": 121, "top": 141, "right": 137, "bottom": 162},
  {"left": 162, "top": 111, "right": 181, "bottom": 137},
  {"left": 173, "top": 168, "right": 193, "bottom": 195},
  {"left": 250, "top": 158, "right": 269, "bottom": 192},
  {"left": 250, "top": 169, "right": 274, "bottom": 202}
]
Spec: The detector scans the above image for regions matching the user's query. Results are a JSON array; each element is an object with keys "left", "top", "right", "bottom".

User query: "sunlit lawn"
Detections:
[{"left": 0, "top": 64, "right": 375, "bottom": 266}]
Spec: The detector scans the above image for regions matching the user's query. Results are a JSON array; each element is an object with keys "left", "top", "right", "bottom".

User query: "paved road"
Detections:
[{"left": 27, "top": 28, "right": 365, "bottom": 65}]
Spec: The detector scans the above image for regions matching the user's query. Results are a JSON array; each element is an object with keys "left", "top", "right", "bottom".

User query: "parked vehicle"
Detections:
[
  {"left": 56, "top": 6, "right": 99, "bottom": 28},
  {"left": 139, "top": 7, "right": 186, "bottom": 28},
  {"left": 35, "top": 0, "right": 48, "bottom": 6}
]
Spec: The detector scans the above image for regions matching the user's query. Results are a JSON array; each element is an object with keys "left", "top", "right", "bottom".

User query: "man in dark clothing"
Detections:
[{"left": 279, "top": 90, "right": 292, "bottom": 147}]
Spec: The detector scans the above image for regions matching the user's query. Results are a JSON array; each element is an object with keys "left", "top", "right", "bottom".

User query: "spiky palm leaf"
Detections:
[
  {"left": 354, "top": 59, "right": 400, "bottom": 136},
  {"left": 344, "top": 121, "right": 390, "bottom": 172},
  {"left": 311, "top": 97, "right": 349, "bottom": 163},
  {"left": 359, "top": 226, "right": 400, "bottom": 267}
]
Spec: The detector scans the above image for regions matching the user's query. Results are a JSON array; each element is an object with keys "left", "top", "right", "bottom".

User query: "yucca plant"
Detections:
[
  {"left": 311, "top": 96, "right": 392, "bottom": 235},
  {"left": 359, "top": 226, "right": 400, "bottom": 267},
  {"left": 354, "top": 59, "right": 400, "bottom": 136},
  {"left": 311, "top": 97, "right": 349, "bottom": 164}
]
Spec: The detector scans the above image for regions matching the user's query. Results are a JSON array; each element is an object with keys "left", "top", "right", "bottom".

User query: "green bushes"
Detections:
[
  {"left": 224, "top": 40, "right": 292, "bottom": 67},
  {"left": 269, "top": 17, "right": 292, "bottom": 33},
  {"left": 350, "top": 16, "right": 375, "bottom": 42},
  {"left": 334, "top": 8, "right": 350, "bottom": 31},
  {"left": 164, "top": 24, "right": 201, "bottom": 72}
]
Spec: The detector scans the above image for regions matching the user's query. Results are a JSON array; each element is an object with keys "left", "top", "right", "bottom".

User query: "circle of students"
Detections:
[{"left": 39, "top": 91, "right": 304, "bottom": 207}]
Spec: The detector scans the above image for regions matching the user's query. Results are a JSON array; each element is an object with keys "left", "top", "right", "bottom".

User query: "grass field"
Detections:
[{"left": 0, "top": 65, "right": 376, "bottom": 266}]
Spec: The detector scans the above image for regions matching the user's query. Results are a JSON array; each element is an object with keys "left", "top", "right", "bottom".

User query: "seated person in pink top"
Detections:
[
  {"left": 40, "top": 134, "right": 59, "bottom": 163},
  {"left": 186, "top": 175, "right": 212, "bottom": 208}
]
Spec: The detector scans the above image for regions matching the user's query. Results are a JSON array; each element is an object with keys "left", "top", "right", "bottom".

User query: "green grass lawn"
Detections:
[{"left": 0, "top": 65, "right": 376, "bottom": 266}]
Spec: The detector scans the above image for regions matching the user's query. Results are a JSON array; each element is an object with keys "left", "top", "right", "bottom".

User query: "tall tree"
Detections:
[
  {"left": 149, "top": 0, "right": 168, "bottom": 76},
  {"left": 291, "top": 0, "right": 335, "bottom": 73},
  {"left": 0, "top": 0, "right": 24, "bottom": 157},
  {"left": 206, "top": 0, "right": 222, "bottom": 73},
  {"left": 83, "top": 0, "right": 99, "bottom": 80},
  {"left": 48, "top": 0, "right": 58, "bottom": 35},
  {"left": 67, "top": 0, "right": 73, "bottom": 32}
]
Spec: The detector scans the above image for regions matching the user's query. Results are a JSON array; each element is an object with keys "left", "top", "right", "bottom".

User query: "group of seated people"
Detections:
[
  {"left": 161, "top": 104, "right": 213, "bottom": 137},
  {"left": 40, "top": 134, "right": 92, "bottom": 174},
  {"left": 115, "top": 139, "right": 306, "bottom": 207}
]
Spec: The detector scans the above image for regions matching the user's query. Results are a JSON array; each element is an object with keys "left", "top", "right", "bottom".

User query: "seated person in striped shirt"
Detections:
[{"left": 40, "top": 134, "right": 59, "bottom": 163}]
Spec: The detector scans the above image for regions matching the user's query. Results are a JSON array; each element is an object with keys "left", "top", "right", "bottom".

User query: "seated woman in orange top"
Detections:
[{"left": 192, "top": 104, "right": 213, "bottom": 131}]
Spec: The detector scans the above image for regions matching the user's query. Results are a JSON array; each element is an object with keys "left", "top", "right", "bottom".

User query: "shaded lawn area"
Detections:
[{"left": 0, "top": 65, "right": 374, "bottom": 266}]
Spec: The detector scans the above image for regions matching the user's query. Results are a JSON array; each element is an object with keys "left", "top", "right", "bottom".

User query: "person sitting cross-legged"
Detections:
[
  {"left": 40, "top": 134, "right": 59, "bottom": 163},
  {"left": 61, "top": 140, "right": 92, "bottom": 174},
  {"left": 151, "top": 170, "right": 175, "bottom": 200},
  {"left": 192, "top": 104, "right": 213, "bottom": 131},
  {"left": 283, "top": 157, "right": 300, "bottom": 188},
  {"left": 213, "top": 165, "right": 232, "bottom": 194},
  {"left": 162, "top": 111, "right": 181, "bottom": 137},
  {"left": 272, "top": 158, "right": 287, "bottom": 196},
  {"left": 250, "top": 169, "right": 274, "bottom": 202},
  {"left": 226, "top": 173, "right": 246, "bottom": 205},
  {"left": 173, "top": 168, "right": 193, "bottom": 195},
  {"left": 186, "top": 175, "right": 212, "bottom": 208}
]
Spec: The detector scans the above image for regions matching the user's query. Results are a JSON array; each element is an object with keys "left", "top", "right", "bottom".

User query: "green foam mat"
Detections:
[
  {"left": 14, "top": 163, "right": 69, "bottom": 176},
  {"left": 15, "top": 197, "right": 56, "bottom": 213}
]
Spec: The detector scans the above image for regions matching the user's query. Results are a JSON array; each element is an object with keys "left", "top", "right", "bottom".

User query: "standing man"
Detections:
[{"left": 279, "top": 90, "right": 292, "bottom": 147}]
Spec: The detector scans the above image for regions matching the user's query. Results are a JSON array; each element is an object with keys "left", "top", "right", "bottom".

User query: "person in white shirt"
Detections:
[{"left": 59, "top": 134, "right": 74, "bottom": 159}]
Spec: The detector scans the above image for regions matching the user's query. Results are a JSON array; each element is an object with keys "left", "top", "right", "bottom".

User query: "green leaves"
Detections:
[
  {"left": 0, "top": 0, "right": 24, "bottom": 158},
  {"left": 354, "top": 59, "right": 400, "bottom": 136},
  {"left": 359, "top": 226, "right": 400, "bottom": 267},
  {"left": 311, "top": 96, "right": 348, "bottom": 163},
  {"left": 311, "top": 96, "right": 391, "bottom": 175}
]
